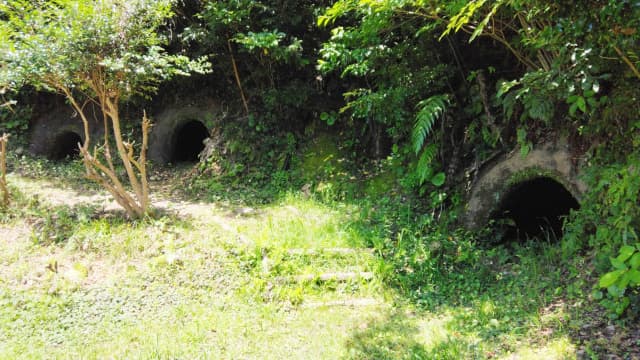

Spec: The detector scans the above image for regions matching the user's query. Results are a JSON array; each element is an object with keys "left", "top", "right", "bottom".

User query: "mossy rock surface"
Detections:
[
  {"left": 362, "top": 170, "right": 396, "bottom": 197},
  {"left": 299, "top": 133, "right": 348, "bottom": 182}
]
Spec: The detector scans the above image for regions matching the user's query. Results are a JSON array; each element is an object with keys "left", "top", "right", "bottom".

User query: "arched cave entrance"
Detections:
[
  {"left": 171, "top": 120, "right": 208, "bottom": 162},
  {"left": 50, "top": 131, "right": 82, "bottom": 160},
  {"left": 490, "top": 177, "right": 580, "bottom": 242}
]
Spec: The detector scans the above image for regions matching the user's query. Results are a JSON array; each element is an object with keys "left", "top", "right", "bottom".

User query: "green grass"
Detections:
[
  {"left": 227, "top": 192, "right": 368, "bottom": 250},
  {"left": 0, "top": 158, "right": 618, "bottom": 359}
]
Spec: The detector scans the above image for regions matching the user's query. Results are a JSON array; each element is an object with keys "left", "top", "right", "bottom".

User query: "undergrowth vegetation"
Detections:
[
  {"left": 1, "top": 150, "right": 638, "bottom": 358},
  {"left": 0, "top": 157, "right": 615, "bottom": 359}
]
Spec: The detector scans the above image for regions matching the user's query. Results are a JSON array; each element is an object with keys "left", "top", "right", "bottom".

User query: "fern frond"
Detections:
[
  {"left": 417, "top": 143, "right": 437, "bottom": 185},
  {"left": 412, "top": 94, "right": 448, "bottom": 154}
]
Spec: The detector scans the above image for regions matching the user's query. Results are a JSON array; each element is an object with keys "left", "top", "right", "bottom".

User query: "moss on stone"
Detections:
[
  {"left": 504, "top": 167, "right": 578, "bottom": 201},
  {"left": 363, "top": 170, "right": 396, "bottom": 197},
  {"left": 299, "top": 133, "right": 347, "bottom": 181}
]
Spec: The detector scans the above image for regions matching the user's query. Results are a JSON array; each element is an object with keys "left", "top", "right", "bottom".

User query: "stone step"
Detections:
[
  {"left": 301, "top": 298, "right": 382, "bottom": 308},
  {"left": 285, "top": 247, "right": 375, "bottom": 257},
  {"left": 276, "top": 271, "right": 375, "bottom": 284}
]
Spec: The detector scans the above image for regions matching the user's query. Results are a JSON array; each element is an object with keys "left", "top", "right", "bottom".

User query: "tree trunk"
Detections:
[
  {"left": 0, "top": 133, "right": 9, "bottom": 208},
  {"left": 61, "top": 83, "right": 151, "bottom": 218}
]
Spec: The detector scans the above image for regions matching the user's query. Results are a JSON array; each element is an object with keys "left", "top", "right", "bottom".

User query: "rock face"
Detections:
[
  {"left": 463, "top": 140, "right": 587, "bottom": 231},
  {"left": 29, "top": 100, "right": 102, "bottom": 159}
]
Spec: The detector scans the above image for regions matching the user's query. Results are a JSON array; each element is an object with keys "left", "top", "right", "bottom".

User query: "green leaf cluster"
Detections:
[
  {"left": 598, "top": 244, "right": 640, "bottom": 316},
  {"left": 194, "top": 0, "right": 328, "bottom": 171},
  {"left": 564, "top": 151, "right": 640, "bottom": 317},
  {"left": 412, "top": 95, "right": 448, "bottom": 186},
  {"left": 0, "top": 0, "right": 210, "bottom": 101}
]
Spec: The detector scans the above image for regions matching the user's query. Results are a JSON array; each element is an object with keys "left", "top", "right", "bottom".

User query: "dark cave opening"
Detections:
[
  {"left": 50, "top": 131, "right": 82, "bottom": 160},
  {"left": 490, "top": 177, "right": 580, "bottom": 242},
  {"left": 171, "top": 120, "right": 208, "bottom": 163}
]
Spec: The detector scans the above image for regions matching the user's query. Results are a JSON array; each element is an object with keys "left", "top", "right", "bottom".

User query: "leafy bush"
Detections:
[
  {"left": 0, "top": 92, "right": 31, "bottom": 142},
  {"left": 597, "top": 244, "right": 640, "bottom": 317},
  {"left": 565, "top": 151, "right": 640, "bottom": 317}
]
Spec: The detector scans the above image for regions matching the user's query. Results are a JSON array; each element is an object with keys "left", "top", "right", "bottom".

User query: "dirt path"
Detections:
[
  {"left": 5, "top": 173, "right": 246, "bottom": 246},
  {"left": 8, "top": 173, "right": 223, "bottom": 220}
]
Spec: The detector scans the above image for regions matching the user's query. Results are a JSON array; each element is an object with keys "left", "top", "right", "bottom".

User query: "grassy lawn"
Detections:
[{"left": 0, "top": 163, "right": 620, "bottom": 359}]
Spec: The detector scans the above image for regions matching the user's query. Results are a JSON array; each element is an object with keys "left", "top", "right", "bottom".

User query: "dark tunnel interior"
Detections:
[
  {"left": 50, "top": 131, "right": 82, "bottom": 160},
  {"left": 172, "top": 120, "right": 209, "bottom": 163},
  {"left": 490, "top": 177, "right": 580, "bottom": 242}
]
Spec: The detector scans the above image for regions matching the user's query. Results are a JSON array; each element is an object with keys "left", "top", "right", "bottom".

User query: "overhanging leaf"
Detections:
[
  {"left": 628, "top": 268, "right": 640, "bottom": 285},
  {"left": 600, "top": 269, "right": 625, "bottom": 288},
  {"left": 431, "top": 172, "right": 446, "bottom": 187},
  {"left": 469, "top": 2, "right": 503, "bottom": 42},
  {"left": 610, "top": 256, "right": 628, "bottom": 270},
  {"left": 629, "top": 252, "right": 640, "bottom": 269},
  {"left": 616, "top": 245, "right": 636, "bottom": 263}
]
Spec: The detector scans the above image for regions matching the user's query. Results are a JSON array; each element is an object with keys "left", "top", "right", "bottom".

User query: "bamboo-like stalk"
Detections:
[
  {"left": 228, "top": 39, "right": 250, "bottom": 115},
  {"left": 612, "top": 45, "right": 640, "bottom": 80}
]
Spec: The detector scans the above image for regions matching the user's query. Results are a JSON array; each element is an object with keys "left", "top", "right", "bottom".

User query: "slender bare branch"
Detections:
[{"left": 228, "top": 39, "right": 250, "bottom": 115}]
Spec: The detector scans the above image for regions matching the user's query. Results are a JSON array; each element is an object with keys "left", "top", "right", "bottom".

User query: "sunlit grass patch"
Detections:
[
  {"left": 497, "top": 337, "right": 575, "bottom": 359},
  {"left": 343, "top": 301, "right": 577, "bottom": 360},
  {"left": 0, "top": 274, "right": 388, "bottom": 359},
  {"left": 231, "top": 192, "right": 367, "bottom": 250}
]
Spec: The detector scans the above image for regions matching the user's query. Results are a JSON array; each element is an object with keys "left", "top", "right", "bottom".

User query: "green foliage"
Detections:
[
  {"left": 597, "top": 244, "right": 640, "bottom": 317},
  {"left": 0, "top": 86, "right": 31, "bottom": 145},
  {"left": 199, "top": 0, "right": 323, "bottom": 91},
  {"left": 571, "top": 153, "right": 640, "bottom": 256},
  {"left": 496, "top": 47, "right": 607, "bottom": 127},
  {"left": 0, "top": 99, "right": 30, "bottom": 140},
  {"left": 0, "top": 0, "right": 209, "bottom": 100},
  {"left": 565, "top": 151, "right": 640, "bottom": 317},
  {"left": 441, "top": 0, "right": 504, "bottom": 42},
  {"left": 412, "top": 95, "right": 448, "bottom": 155},
  {"left": 516, "top": 127, "right": 532, "bottom": 158},
  {"left": 445, "top": 0, "right": 638, "bottom": 131},
  {"left": 192, "top": 0, "right": 330, "bottom": 180},
  {"left": 410, "top": 95, "right": 449, "bottom": 186},
  {"left": 317, "top": 0, "right": 455, "bottom": 192},
  {"left": 234, "top": 31, "right": 304, "bottom": 65}
]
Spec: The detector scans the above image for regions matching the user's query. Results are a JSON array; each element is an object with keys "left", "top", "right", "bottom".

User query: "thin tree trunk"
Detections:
[
  {"left": 105, "top": 98, "right": 145, "bottom": 205},
  {"left": 61, "top": 81, "right": 151, "bottom": 218},
  {"left": 0, "top": 133, "right": 9, "bottom": 208},
  {"left": 228, "top": 39, "right": 250, "bottom": 114}
]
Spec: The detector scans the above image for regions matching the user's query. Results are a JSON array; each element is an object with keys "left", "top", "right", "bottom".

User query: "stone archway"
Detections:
[
  {"left": 29, "top": 100, "right": 101, "bottom": 159},
  {"left": 488, "top": 176, "right": 580, "bottom": 241},
  {"left": 463, "top": 141, "right": 587, "bottom": 238},
  {"left": 171, "top": 120, "right": 209, "bottom": 162},
  {"left": 148, "top": 105, "right": 215, "bottom": 164}
]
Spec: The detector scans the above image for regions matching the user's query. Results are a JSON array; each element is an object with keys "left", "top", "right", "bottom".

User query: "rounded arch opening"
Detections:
[
  {"left": 490, "top": 177, "right": 580, "bottom": 242},
  {"left": 171, "top": 120, "right": 209, "bottom": 163},
  {"left": 50, "top": 131, "right": 82, "bottom": 161}
]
